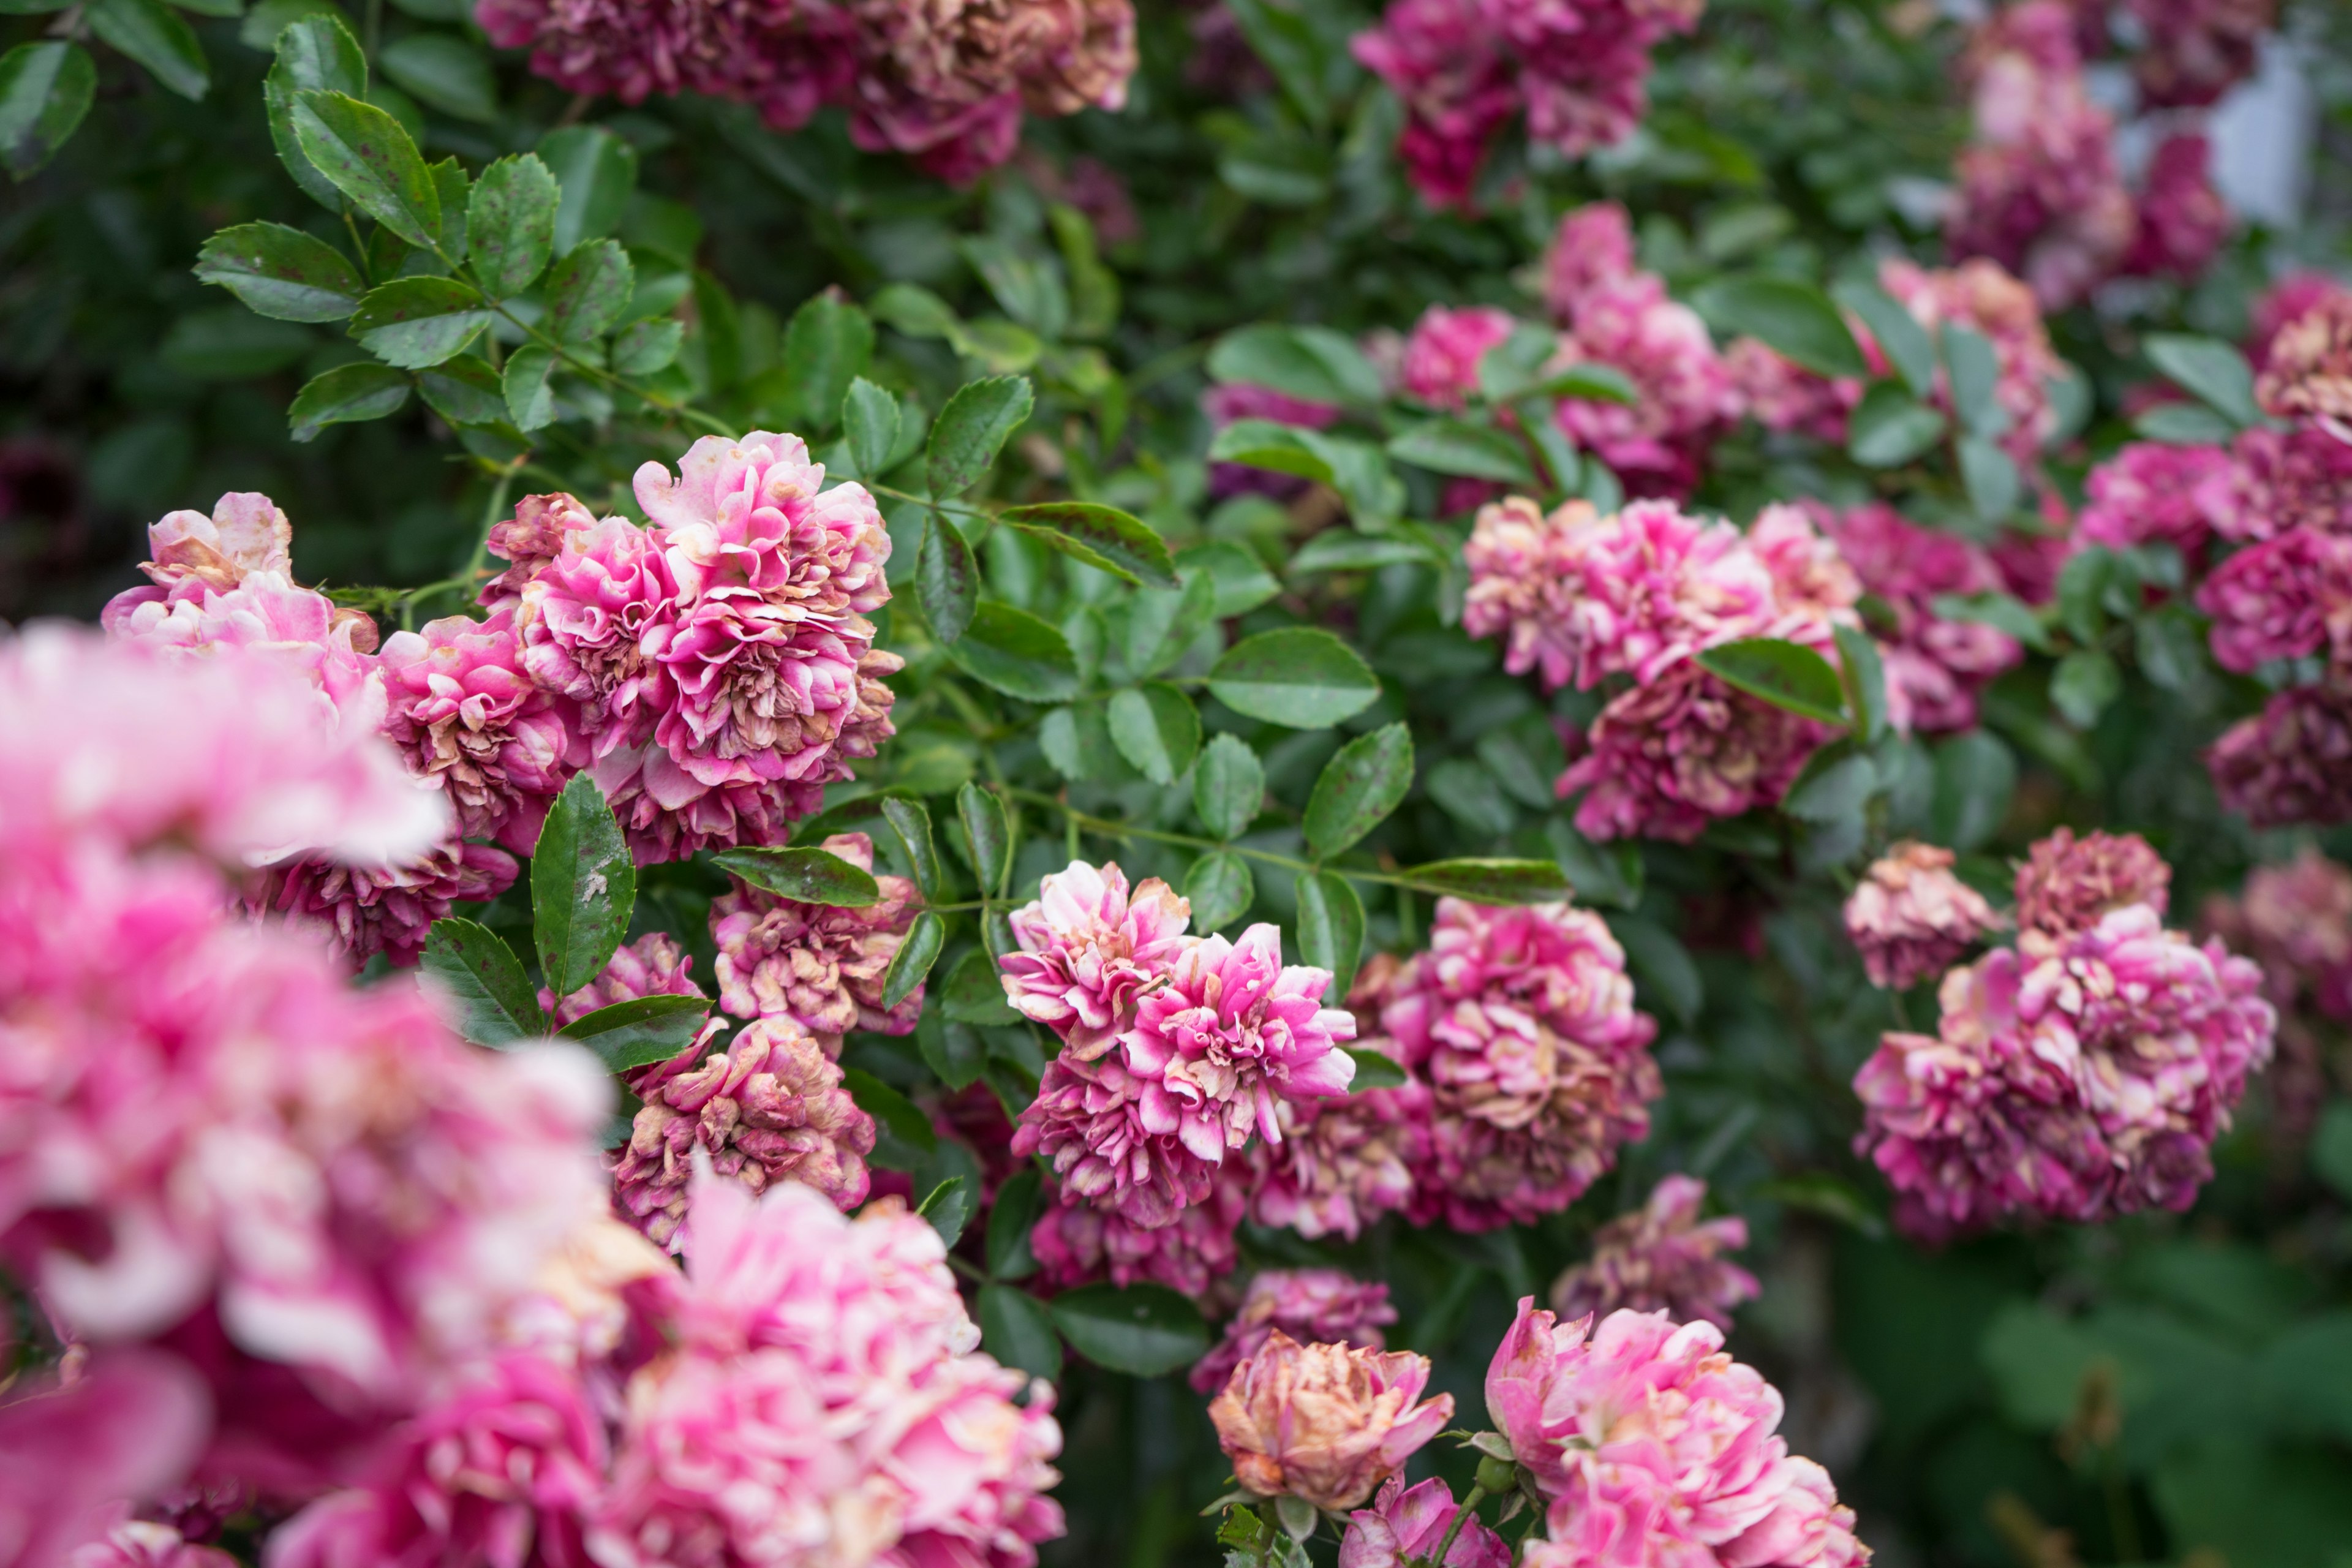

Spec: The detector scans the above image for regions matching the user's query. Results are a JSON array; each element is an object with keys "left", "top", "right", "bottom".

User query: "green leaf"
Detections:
[
  {"left": 160, "top": 308, "right": 309, "bottom": 378},
  {"left": 502, "top": 344, "right": 556, "bottom": 431},
  {"left": 1048, "top": 1283, "right": 1210, "bottom": 1377},
  {"left": 916, "top": 1176, "right": 973, "bottom": 1248},
  {"left": 415, "top": 354, "right": 506, "bottom": 426},
  {"left": 710, "top": 845, "right": 880, "bottom": 907},
  {"left": 1342, "top": 1044, "right": 1408, "bottom": 1090},
  {"left": 1206, "top": 323, "right": 1382, "bottom": 407},
  {"left": 1304, "top": 723, "right": 1414, "bottom": 862},
  {"left": 1846, "top": 382, "right": 1947, "bottom": 467},
  {"left": 1184, "top": 850, "right": 1254, "bottom": 933},
  {"left": 1287, "top": 533, "right": 1434, "bottom": 576},
  {"left": 916, "top": 1010, "right": 986, "bottom": 1092},
  {"left": 543, "top": 237, "right": 632, "bottom": 345},
  {"left": 1000, "top": 501, "right": 1179, "bottom": 589},
  {"left": 1611, "top": 914, "right": 1702, "bottom": 1023},
  {"left": 1830, "top": 277, "right": 1936, "bottom": 394},
  {"left": 291, "top": 89, "right": 439, "bottom": 249},
  {"left": 2049, "top": 648, "right": 2120, "bottom": 728},
  {"left": 940, "top": 948, "right": 1018, "bottom": 1027},
  {"left": 193, "top": 221, "right": 362, "bottom": 322},
  {"left": 1940, "top": 325, "right": 2005, "bottom": 437},
  {"left": 842, "top": 377, "right": 900, "bottom": 477},
  {"left": 558, "top": 994, "right": 710, "bottom": 1072},
  {"left": 986, "top": 1166, "right": 1044, "bottom": 1281},
  {"left": 1386, "top": 418, "right": 1537, "bottom": 484},
  {"left": 288, "top": 360, "right": 409, "bottom": 440},
  {"left": 420, "top": 916, "right": 545, "bottom": 1044},
  {"left": 1782, "top": 747, "right": 1875, "bottom": 823},
  {"left": 433, "top": 161, "right": 473, "bottom": 255},
  {"left": 1207, "top": 628, "right": 1381, "bottom": 730},
  {"left": 2135, "top": 400, "right": 2237, "bottom": 446},
  {"left": 927, "top": 375, "right": 1034, "bottom": 498},
  {"left": 1831, "top": 625, "right": 1890, "bottom": 745},
  {"left": 1193, "top": 734, "right": 1265, "bottom": 840},
  {"left": 1107, "top": 683, "right": 1201, "bottom": 786},
  {"left": 956, "top": 782, "right": 1010, "bottom": 897},
  {"left": 378, "top": 31, "right": 492, "bottom": 121},
  {"left": 265, "top": 15, "right": 363, "bottom": 212},
  {"left": 1125, "top": 573, "right": 1216, "bottom": 679},
  {"left": 2146, "top": 333, "right": 2261, "bottom": 429},
  {"left": 1695, "top": 275, "right": 1868, "bottom": 379},
  {"left": 1545, "top": 818, "right": 1644, "bottom": 910},
  {"left": 611, "top": 317, "right": 682, "bottom": 376},
  {"left": 89, "top": 0, "right": 208, "bottom": 99},
  {"left": 2312, "top": 1102, "right": 2352, "bottom": 1202},
  {"left": 944, "top": 601, "right": 1079, "bottom": 704},
  {"left": 347, "top": 275, "right": 488, "bottom": 368},
  {"left": 1751, "top": 1172, "right": 1885, "bottom": 1238},
  {"left": 978, "top": 1284, "right": 1061, "bottom": 1382},
  {"left": 1929, "top": 589, "right": 2052, "bottom": 652},
  {"left": 1957, "top": 435, "right": 2021, "bottom": 523},
  {"left": 1294, "top": 870, "right": 1364, "bottom": 1000},
  {"left": 1529, "top": 361, "right": 1640, "bottom": 405},
  {"left": 538, "top": 124, "right": 636, "bottom": 255},
  {"left": 1695, "top": 638, "right": 1849, "bottom": 726},
  {"left": 918, "top": 511, "right": 978, "bottom": 644},
  {"left": 1393, "top": 858, "right": 1571, "bottom": 904},
  {"left": 1222, "top": 0, "right": 1327, "bottom": 124},
  {"left": 1929, "top": 729, "right": 2016, "bottom": 852},
  {"left": 842, "top": 1065, "right": 937, "bottom": 1168},
  {"left": 878, "top": 797, "right": 940, "bottom": 903},
  {"left": 532, "top": 772, "right": 636, "bottom": 998},
  {"left": 881, "top": 910, "right": 945, "bottom": 1009},
  {"left": 1208, "top": 419, "right": 1333, "bottom": 483},
  {"left": 466, "top": 153, "right": 557, "bottom": 300},
  {"left": 771, "top": 291, "right": 873, "bottom": 432},
  {"left": 0, "top": 42, "right": 94, "bottom": 180}
]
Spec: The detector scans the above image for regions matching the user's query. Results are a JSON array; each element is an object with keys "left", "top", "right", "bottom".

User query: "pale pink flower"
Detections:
[
  {"left": 2076, "top": 440, "right": 2239, "bottom": 554},
  {"left": 2248, "top": 273, "right": 2351, "bottom": 378},
  {"left": 543, "top": 931, "right": 706, "bottom": 1028},
  {"left": 245, "top": 840, "right": 518, "bottom": 968},
  {"left": 1339, "top": 1476, "right": 1512, "bottom": 1568},
  {"left": 2121, "top": 133, "right": 2230, "bottom": 282},
  {"left": 609, "top": 1016, "right": 877, "bottom": 1250},
  {"left": 2013, "top": 827, "right": 2171, "bottom": 940},
  {"left": 483, "top": 496, "right": 677, "bottom": 758},
  {"left": 1208, "top": 1332, "right": 1453, "bottom": 1512},
  {"left": 1550, "top": 1175, "right": 1758, "bottom": 1332},
  {"left": 0, "top": 1355, "right": 212, "bottom": 1568},
  {"left": 1879, "top": 258, "right": 2059, "bottom": 471},
  {"left": 1561, "top": 661, "right": 1829, "bottom": 843},
  {"left": 475, "top": 0, "right": 855, "bottom": 133},
  {"left": 1191, "top": 1270, "right": 1397, "bottom": 1395},
  {"left": 67, "top": 1521, "right": 237, "bottom": 1568},
  {"left": 376, "top": 612, "right": 586, "bottom": 854},
  {"left": 102, "top": 492, "right": 378, "bottom": 655},
  {"left": 2207, "top": 680, "right": 2352, "bottom": 828},
  {"left": 1817, "top": 503, "right": 2021, "bottom": 733},
  {"left": 1853, "top": 904, "right": 2274, "bottom": 1235},
  {"left": 710, "top": 832, "right": 924, "bottom": 1046},
  {"left": 1487, "top": 1303, "right": 1867, "bottom": 1568},
  {"left": 2256, "top": 293, "right": 2352, "bottom": 431},
  {"left": 1000, "top": 860, "right": 1194, "bottom": 1057},
  {"left": 1015, "top": 1049, "right": 1219, "bottom": 1232},
  {"left": 1746, "top": 504, "right": 1862, "bottom": 629},
  {"left": 1029, "top": 1173, "right": 1246, "bottom": 1299},
  {"left": 1382, "top": 900, "right": 1661, "bottom": 1229},
  {"left": 2218, "top": 423, "right": 2352, "bottom": 543},
  {"left": 1843, "top": 841, "right": 2004, "bottom": 990},
  {"left": 1400, "top": 305, "right": 1518, "bottom": 410},
  {"left": 2196, "top": 528, "right": 2352, "bottom": 673},
  {"left": 1545, "top": 202, "right": 1639, "bottom": 322},
  {"left": 1551, "top": 265, "right": 1739, "bottom": 498}
]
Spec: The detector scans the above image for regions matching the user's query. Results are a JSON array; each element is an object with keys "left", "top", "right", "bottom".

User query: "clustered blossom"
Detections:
[
  {"left": 1240, "top": 1053, "right": 1428, "bottom": 1242},
  {"left": 1488, "top": 1302, "right": 1868, "bottom": 1567},
  {"left": 1728, "top": 336, "right": 1861, "bottom": 445},
  {"left": 1843, "top": 841, "right": 2005, "bottom": 990},
  {"left": 1378, "top": 899, "right": 1662, "bottom": 1229},
  {"left": 2206, "top": 680, "right": 2352, "bottom": 828},
  {"left": 1338, "top": 1476, "right": 1513, "bottom": 1568},
  {"left": 1208, "top": 1332, "right": 1453, "bottom": 1512},
  {"left": 1879, "top": 258, "right": 2060, "bottom": 476},
  {"left": 2124, "top": 0, "right": 2274, "bottom": 108},
  {"left": 1464, "top": 495, "right": 1855, "bottom": 840},
  {"left": 1551, "top": 1175, "right": 1758, "bottom": 1332},
  {"left": 1029, "top": 1172, "right": 1248, "bottom": 1298},
  {"left": 710, "top": 831, "right": 925, "bottom": 1047},
  {"left": 610, "top": 1016, "right": 878, "bottom": 1250},
  {"left": 2195, "top": 527, "right": 2352, "bottom": 672},
  {"left": 1351, "top": 0, "right": 1706, "bottom": 210},
  {"left": 1398, "top": 304, "right": 1518, "bottom": 410},
  {"left": 2256, "top": 290, "right": 2352, "bottom": 435},
  {"left": 1853, "top": 830, "right": 2274, "bottom": 1237},
  {"left": 2204, "top": 848, "right": 2352, "bottom": 1146},
  {"left": 1191, "top": 1270, "right": 1398, "bottom": 1395},
  {"left": 478, "top": 0, "right": 1135, "bottom": 180},
  {"left": 1817, "top": 503, "right": 2022, "bottom": 732}
]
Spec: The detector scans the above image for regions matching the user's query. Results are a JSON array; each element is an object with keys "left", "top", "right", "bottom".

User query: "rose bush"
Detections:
[{"left": 2, "top": 0, "right": 2351, "bottom": 1564}]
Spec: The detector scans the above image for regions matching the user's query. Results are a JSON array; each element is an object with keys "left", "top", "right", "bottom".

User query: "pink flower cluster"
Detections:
[
  {"left": 1550, "top": 1176, "right": 1759, "bottom": 1332},
  {"left": 1542, "top": 205, "right": 1740, "bottom": 497},
  {"left": 1853, "top": 829, "right": 2274, "bottom": 1237},
  {"left": 1399, "top": 304, "right": 1519, "bottom": 410},
  {"left": 2122, "top": 0, "right": 2274, "bottom": 109},
  {"left": 1001, "top": 862, "right": 1356, "bottom": 1295},
  {"left": 710, "top": 831, "right": 926, "bottom": 1048},
  {"left": 1464, "top": 495, "right": 1856, "bottom": 840},
  {"left": 1191, "top": 1269, "right": 1398, "bottom": 1394},
  {"left": 1351, "top": 0, "right": 1705, "bottom": 209},
  {"left": 2076, "top": 439, "right": 2241, "bottom": 557},
  {"left": 1489, "top": 1302, "right": 1868, "bottom": 1568},
  {"left": 1844, "top": 841, "right": 2005, "bottom": 990},
  {"left": 1815, "top": 503, "right": 2022, "bottom": 732},
  {"left": 478, "top": 0, "right": 1135, "bottom": 181},
  {"left": 2203, "top": 848, "right": 2352, "bottom": 1022},
  {"left": 1878, "top": 258, "right": 2061, "bottom": 475},
  {"left": 543, "top": 930, "right": 706, "bottom": 1026}
]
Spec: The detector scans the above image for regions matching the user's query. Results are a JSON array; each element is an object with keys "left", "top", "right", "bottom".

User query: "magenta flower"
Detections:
[
  {"left": 1000, "top": 859, "right": 1194, "bottom": 1057},
  {"left": 2120, "top": 132, "right": 2230, "bottom": 282},
  {"left": 2128, "top": 0, "right": 2271, "bottom": 108},
  {"left": 1381, "top": 899, "right": 1661, "bottom": 1228},
  {"left": 2248, "top": 273, "right": 2351, "bottom": 378},
  {"left": 1728, "top": 337, "right": 1861, "bottom": 443},
  {"left": 484, "top": 496, "right": 677, "bottom": 758},
  {"left": 1400, "top": 304, "right": 1519, "bottom": 410},
  {"left": 1551, "top": 267, "right": 1739, "bottom": 498},
  {"left": 1243, "top": 1058, "right": 1430, "bottom": 1242},
  {"left": 1487, "top": 1303, "right": 1867, "bottom": 1568},
  {"left": 1879, "top": 258, "right": 2059, "bottom": 472},
  {"left": 1349, "top": 0, "right": 1521, "bottom": 207},
  {"left": 1191, "top": 1270, "right": 1398, "bottom": 1395},
  {"left": 1747, "top": 504, "right": 1863, "bottom": 628},
  {"left": 1030, "top": 1173, "right": 1247, "bottom": 1299},
  {"left": 2013, "top": 827, "right": 2172, "bottom": 940},
  {"left": 2076, "top": 440, "right": 2240, "bottom": 555},
  {"left": 1818, "top": 503, "right": 2021, "bottom": 733},
  {"left": 2204, "top": 848, "right": 2352, "bottom": 1022},
  {"left": 1853, "top": 903, "right": 2275, "bottom": 1236},
  {"left": 246, "top": 838, "right": 518, "bottom": 968},
  {"left": 1209, "top": 1332, "right": 1453, "bottom": 1511},
  {"left": 543, "top": 931, "right": 705, "bottom": 1028},
  {"left": 1844, "top": 841, "right": 2004, "bottom": 990},
  {"left": 2219, "top": 423, "right": 2352, "bottom": 543},
  {"left": 64, "top": 1521, "right": 237, "bottom": 1568},
  {"left": 609, "top": 1016, "right": 877, "bottom": 1250},
  {"left": 477, "top": 0, "right": 854, "bottom": 133},
  {"left": 2196, "top": 528, "right": 2352, "bottom": 673},
  {"left": 0, "top": 1354, "right": 212, "bottom": 1568},
  {"left": 2255, "top": 292, "right": 2352, "bottom": 429},
  {"left": 1545, "top": 202, "right": 1640, "bottom": 322},
  {"left": 1549, "top": 1175, "right": 1759, "bottom": 1332},
  {"left": 1561, "top": 660, "right": 1830, "bottom": 844},
  {"left": 710, "top": 831, "right": 924, "bottom": 1046},
  {"left": 1339, "top": 1476, "right": 1513, "bottom": 1568},
  {"left": 2209, "top": 681, "right": 2352, "bottom": 829}
]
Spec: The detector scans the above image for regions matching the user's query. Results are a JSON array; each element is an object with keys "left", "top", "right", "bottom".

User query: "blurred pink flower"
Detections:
[
  {"left": 2076, "top": 440, "right": 2239, "bottom": 554},
  {"left": 2207, "top": 680, "right": 2352, "bottom": 828},
  {"left": 1545, "top": 202, "right": 1640, "bottom": 322},
  {"left": 610, "top": 1016, "right": 876, "bottom": 1250},
  {"left": 246, "top": 839, "right": 518, "bottom": 968},
  {"left": 1747, "top": 504, "right": 1862, "bottom": 628},
  {"left": 1854, "top": 903, "right": 2274, "bottom": 1235},
  {"left": 2248, "top": 273, "right": 2352, "bottom": 378},
  {"left": 2013, "top": 827, "right": 2171, "bottom": 939},
  {"left": 2256, "top": 293, "right": 2352, "bottom": 431},
  {"left": 1551, "top": 1175, "right": 1758, "bottom": 1331},
  {"left": 1382, "top": 899, "right": 1660, "bottom": 1228},
  {"left": 2204, "top": 848, "right": 2352, "bottom": 1020},
  {"left": 1350, "top": 0, "right": 1521, "bottom": 208},
  {"left": 1561, "top": 661, "right": 1829, "bottom": 843},
  {"left": 2126, "top": 0, "right": 2272, "bottom": 108},
  {"left": 476, "top": 0, "right": 854, "bottom": 131},
  {"left": 1030, "top": 1173, "right": 1246, "bottom": 1298},
  {"left": 102, "top": 493, "right": 379, "bottom": 657},
  {"left": 2121, "top": 133, "right": 2230, "bottom": 281},
  {"left": 1728, "top": 338, "right": 1861, "bottom": 443},
  {"left": 2221, "top": 423, "right": 2352, "bottom": 541},
  {"left": 0, "top": 1354, "right": 212, "bottom": 1568},
  {"left": 66, "top": 1521, "right": 237, "bottom": 1568},
  {"left": 543, "top": 931, "right": 706, "bottom": 1028},
  {"left": 1844, "top": 841, "right": 2004, "bottom": 990},
  {"left": 2196, "top": 527, "right": 2352, "bottom": 673},
  {"left": 1400, "top": 305, "right": 1518, "bottom": 410},
  {"left": 376, "top": 612, "right": 586, "bottom": 854},
  {"left": 1880, "top": 258, "right": 2059, "bottom": 472},
  {"left": 711, "top": 831, "right": 924, "bottom": 1046},
  {"left": 1191, "top": 1270, "right": 1396, "bottom": 1395},
  {"left": 1817, "top": 503, "right": 2021, "bottom": 733},
  {"left": 1339, "top": 1476, "right": 1512, "bottom": 1568},
  {"left": 1548, "top": 247, "right": 1738, "bottom": 497},
  {"left": 1209, "top": 1332, "right": 1453, "bottom": 1512}
]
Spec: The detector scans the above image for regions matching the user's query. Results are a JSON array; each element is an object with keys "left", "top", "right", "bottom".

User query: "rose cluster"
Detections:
[
  {"left": 2203, "top": 847, "right": 2352, "bottom": 1145},
  {"left": 1852, "top": 829, "right": 2276, "bottom": 1237},
  {"left": 476, "top": 0, "right": 1136, "bottom": 180},
  {"left": 1548, "top": 1174, "right": 1759, "bottom": 1332}
]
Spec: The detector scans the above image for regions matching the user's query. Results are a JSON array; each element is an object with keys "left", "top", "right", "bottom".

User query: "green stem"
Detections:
[
  {"left": 1423, "top": 1484, "right": 1487, "bottom": 1568},
  {"left": 867, "top": 481, "right": 1000, "bottom": 528},
  {"left": 1007, "top": 789, "right": 1446, "bottom": 898}
]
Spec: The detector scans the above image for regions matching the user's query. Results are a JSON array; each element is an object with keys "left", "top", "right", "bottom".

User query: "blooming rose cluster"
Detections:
[
  {"left": 1464, "top": 494, "right": 1860, "bottom": 840},
  {"left": 1878, "top": 258, "right": 2062, "bottom": 477},
  {"left": 1843, "top": 841, "right": 2005, "bottom": 990},
  {"left": 1550, "top": 1175, "right": 1760, "bottom": 1331},
  {"left": 478, "top": 0, "right": 1136, "bottom": 180},
  {"left": 2204, "top": 848, "right": 2352, "bottom": 1145},
  {"left": 710, "top": 830, "right": 927, "bottom": 1047},
  {"left": 1853, "top": 829, "right": 2275, "bottom": 1237},
  {"left": 1000, "top": 862, "right": 1358, "bottom": 1293},
  {"left": 1488, "top": 1302, "right": 1868, "bottom": 1567},
  {"left": 1191, "top": 1270, "right": 1398, "bottom": 1394},
  {"left": 1815, "top": 502, "right": 2023, "bottom": 731},
  {"left": 1351, "top": 0, "right": 1706, "bottom": 209}
]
